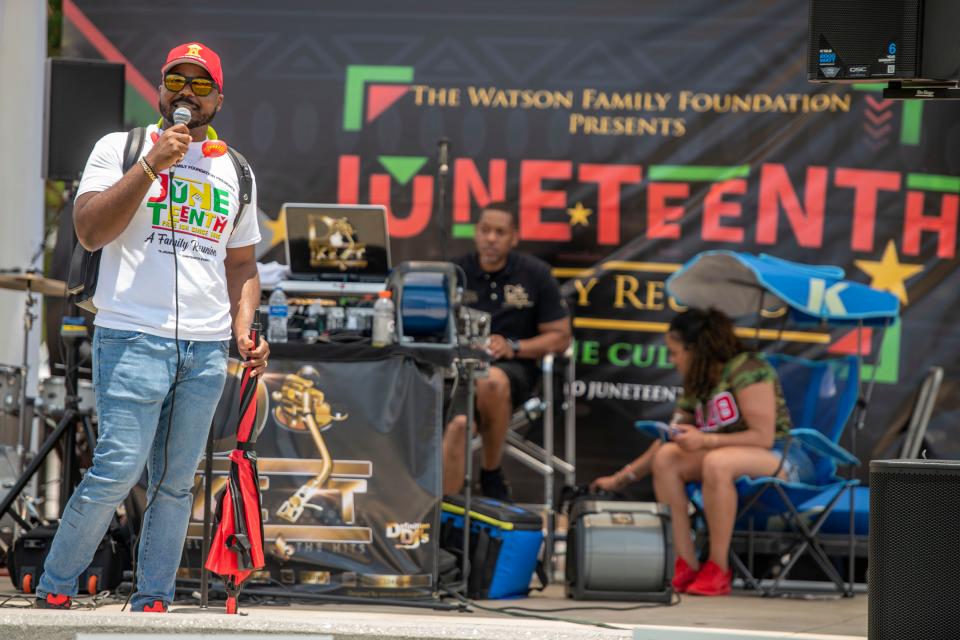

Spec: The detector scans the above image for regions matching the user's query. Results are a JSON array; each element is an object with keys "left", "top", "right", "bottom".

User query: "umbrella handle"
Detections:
[{"left": 250, "top": 309, "right": 262, "bottom": 351}]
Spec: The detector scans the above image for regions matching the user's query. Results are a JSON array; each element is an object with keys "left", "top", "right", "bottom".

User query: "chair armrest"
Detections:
[
  {"left": 539, "top": 348, "right": 575, "bottom": 372},
  {"left": 790, "top": 428, "right": 860, "bottom": 466},
  {"left": 635, "top": 420, "right": 673, "bottom": 442},
  {"left": 541, "top": 353, "right": 555, "bottom": 373}
]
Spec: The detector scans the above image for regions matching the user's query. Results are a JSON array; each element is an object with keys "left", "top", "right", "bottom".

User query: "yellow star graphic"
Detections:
[
  {"left": 854, "top": 240, "right": 923, "bottom": 304},
  {"left": 260, "top": 208, "right": 287, "bottom": 252},
  {"left": 567, "top": 202, "right": 592, "bottom": 226}
]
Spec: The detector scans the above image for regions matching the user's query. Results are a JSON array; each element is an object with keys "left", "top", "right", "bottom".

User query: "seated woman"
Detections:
[{"left": 591, "top": 308, "right": 815, "bottom": 596}]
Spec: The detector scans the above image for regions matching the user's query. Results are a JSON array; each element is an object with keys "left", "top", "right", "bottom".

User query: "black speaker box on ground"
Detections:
[
  {"left": 44, "top": 58, "right": 125, "bottom": 181},
  {"left": 8, "top": 522, "right": 130, "bottom": 595},
  {"left": 869, "top": 459, "right": 960, "bottom": 640}
]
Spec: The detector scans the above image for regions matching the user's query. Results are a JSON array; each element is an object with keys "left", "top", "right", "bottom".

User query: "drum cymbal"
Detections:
[{"left": 0, "top": 272, "right": 67, "bottom": 297}]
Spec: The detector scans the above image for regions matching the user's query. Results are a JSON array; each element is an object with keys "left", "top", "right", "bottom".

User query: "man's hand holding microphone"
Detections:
[{"left": 145, "top": 107, "right": 192, "bottom": 175}]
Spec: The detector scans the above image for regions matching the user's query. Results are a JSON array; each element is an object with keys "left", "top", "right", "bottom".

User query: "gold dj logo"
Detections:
[
  {"left": 385, "top": 522, "right": 431, "bottom": 550},
  {"left": 308, "top": 214, "right": 368, "bottom": 271},
  {"left": 272, "top": 368, "right": 348, "bottom": 524}
]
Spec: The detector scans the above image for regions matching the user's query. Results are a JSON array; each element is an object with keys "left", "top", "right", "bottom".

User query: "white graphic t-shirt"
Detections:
[{"left": 76, "top": 125, "right": 261, "bottom": 341}]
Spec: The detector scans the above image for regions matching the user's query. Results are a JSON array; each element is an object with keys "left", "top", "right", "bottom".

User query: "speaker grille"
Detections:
[
  {"left": 44, "top": 58, "right": 125, "bottom": 181},
  {"left": 808, "top": 0, "right": 920, "bottom": 81},
  {"left": 869, "top": 461, "right": 960, "bottom": 640}
]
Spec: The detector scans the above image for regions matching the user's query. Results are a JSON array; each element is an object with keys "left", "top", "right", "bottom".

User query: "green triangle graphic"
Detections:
[
  {"left": 861, "top": 320, "right": 901, "bottom": 384},
  {"left": 378, "top": 156, "right": 428, "bottom": 186}
]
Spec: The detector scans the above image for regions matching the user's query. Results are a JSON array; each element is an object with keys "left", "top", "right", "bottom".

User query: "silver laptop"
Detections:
[{"left": 282, "top": 203, "right": 391, "bottom": 285}]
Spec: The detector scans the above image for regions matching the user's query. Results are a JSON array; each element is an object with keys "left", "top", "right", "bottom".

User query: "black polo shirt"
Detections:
[{"left": 454, "top": 251, "right": 569, "bottom": 342}]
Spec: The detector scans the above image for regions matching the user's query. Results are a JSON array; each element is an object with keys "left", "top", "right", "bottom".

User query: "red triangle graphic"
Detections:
[
  {"left": 828, "top": 327, "right": 873, "bottom": 356},
  {"left": 366, "top": 84, "right": 409, "bottom": 123}
]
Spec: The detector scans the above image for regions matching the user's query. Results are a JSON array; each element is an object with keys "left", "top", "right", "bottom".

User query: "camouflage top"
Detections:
[{"left": 676, "top": 352, "right": 792, "bottom": 438}]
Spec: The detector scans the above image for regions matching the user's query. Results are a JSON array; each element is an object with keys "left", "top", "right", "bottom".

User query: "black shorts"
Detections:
[
  {"left": 444, "top": 359, "right": 536, "bottom": 422},
  {"left": 493, "top": 360, "right": 535, "bottom": 410}
]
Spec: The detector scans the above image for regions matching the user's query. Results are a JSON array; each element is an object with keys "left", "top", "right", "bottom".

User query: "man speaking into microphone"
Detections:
[{"left": 36, "top": 43, "right": 268, "bottom": 612}]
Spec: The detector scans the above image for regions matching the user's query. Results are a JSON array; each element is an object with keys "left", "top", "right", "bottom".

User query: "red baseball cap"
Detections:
[{"left": 162, "top": 42, "right": 223, "bottom": 91}]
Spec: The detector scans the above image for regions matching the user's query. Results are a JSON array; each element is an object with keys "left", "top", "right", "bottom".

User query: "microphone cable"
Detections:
[{"left": 122, "top": 123, "right": 185, "bottom": 610}]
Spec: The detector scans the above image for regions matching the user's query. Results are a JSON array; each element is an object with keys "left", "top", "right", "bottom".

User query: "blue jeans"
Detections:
[{"left": 37, "top": 328, "right": 228, "bottom": 609}]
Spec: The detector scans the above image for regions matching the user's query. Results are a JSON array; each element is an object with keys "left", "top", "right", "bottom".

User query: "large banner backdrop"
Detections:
[{"left": 65, "top": 0, "right": 959, "bottom": 487}]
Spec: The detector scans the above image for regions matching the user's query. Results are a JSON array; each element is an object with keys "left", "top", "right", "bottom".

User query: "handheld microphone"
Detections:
[
  {"left": 173, "top": 106, "right": 191, "bottom": 127},
  {"left": 438, "top": 138, "right": 450, "bottom": 176},
  {"left": 170, "top": 107, "right": 191, "bottom": 177}
]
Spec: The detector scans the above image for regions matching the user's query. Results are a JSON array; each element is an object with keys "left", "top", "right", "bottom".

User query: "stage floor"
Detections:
[{"left": 0, "top": 584, "right": 867, "bottom": 640}]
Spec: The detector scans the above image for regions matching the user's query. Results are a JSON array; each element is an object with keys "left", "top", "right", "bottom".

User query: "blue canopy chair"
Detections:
[{"left": 638, "top": 251, "right": 899, "bottom": 596}]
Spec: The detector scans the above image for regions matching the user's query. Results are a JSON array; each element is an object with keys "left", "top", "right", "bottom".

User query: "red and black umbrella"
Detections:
[{"left": 206, "top": 310, "right": 265, "bottom": 614}]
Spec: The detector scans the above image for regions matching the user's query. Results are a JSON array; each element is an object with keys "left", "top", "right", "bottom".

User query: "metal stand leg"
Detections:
[
  {"left": 200, "top": 426, "right": 215, "bottom": 608},
  {"left": 0, "top": 407, "right": 92, "bottom": 527},
  {"left": 460, "top": 363, "right": 476, "bottom": 593},
  {"left": 563, "top": 353, "right": 576, "bottom": 487},
  {"left": 16, "top": 286, "right": 37, "bottom": 476},
  {"left": 542, "top": 355, "right": 555, "bottom": 575}
]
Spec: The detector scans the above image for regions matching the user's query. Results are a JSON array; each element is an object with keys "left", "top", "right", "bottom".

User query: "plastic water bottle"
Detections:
[
  {"left": 372, "top": 290, "right": 396, "bottom": 347},
  {"left": 267, "top": 286, "right": 288, "bottom": 344}
]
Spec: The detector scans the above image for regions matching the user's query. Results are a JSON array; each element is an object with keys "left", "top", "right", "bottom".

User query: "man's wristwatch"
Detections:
[{"left": 507, "top": 339, "right": 521, "bottom": 356}]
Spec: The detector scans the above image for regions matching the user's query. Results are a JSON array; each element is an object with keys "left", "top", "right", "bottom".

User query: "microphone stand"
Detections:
[{"left": 436, "top": 138, "right": 450, "bottom": 262}]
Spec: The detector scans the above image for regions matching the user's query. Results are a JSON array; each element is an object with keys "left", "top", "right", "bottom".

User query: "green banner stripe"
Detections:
[
  {"left": 124, "top": 84, "right": 157, "bottom": 130},
  {"left": 851, "top": 83, "right": 885, "bottom": 92},
  {"left": 452, "top": 224, "right": 475, "bottom": 238},
  {"left": 648, "top": 165, "right": 750, "bottom": 182},
  {"left": 906, "top": 173, "right": 960, "bottom": 193},
  {"left": 901, "top": 101, "right": 923, "bottom": 145},
  {"left": 343, "top": 65, "right": 413, "bottom": 132},
  {"left": 378, "top": 156, "right": 427, "bottom": 186}
]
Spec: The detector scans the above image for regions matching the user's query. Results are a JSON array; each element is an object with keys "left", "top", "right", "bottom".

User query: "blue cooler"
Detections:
[{"left": 440, "top": 495, "right": 544, "bottom": 599}]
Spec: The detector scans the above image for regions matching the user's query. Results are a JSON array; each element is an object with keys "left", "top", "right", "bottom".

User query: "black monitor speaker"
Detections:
[
  {"left": 808, "top": 0, "right": 960, "bottom": 84},
  {"left": 44, "top": 58, "right": 126, "bottom": 181},
  {"left": 869, "top": 459, "right": 960, "bottom": 640}
]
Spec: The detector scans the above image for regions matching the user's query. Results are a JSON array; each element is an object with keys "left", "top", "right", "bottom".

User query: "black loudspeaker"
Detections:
[
  {"left": 869, "top": 460, "right": 960, "bottom": 640},
  {"left": 44, "top": 58, "right": 125, "bottom": 181},
  {"left": 807, "top": 0, "right": 960, "bottom": 84}
]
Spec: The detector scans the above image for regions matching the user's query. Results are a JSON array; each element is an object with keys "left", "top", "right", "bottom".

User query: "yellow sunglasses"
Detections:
[{"left": 163, "top": 73, "right": 217, "bottom": 97}]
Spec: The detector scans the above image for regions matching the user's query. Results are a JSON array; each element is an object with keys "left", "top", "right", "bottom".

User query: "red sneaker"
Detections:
[
  {"left": 36, "top": 593, "right": 72, "bottom": 610},
  {"left": 686, "top": 560, "right": 732, "bottom": 596},
  {"left": 136, "top": 600, "right": 168, "bottom": 613},
  {"left": 671, "top": 556, "right": 699, "bottom": 593}
]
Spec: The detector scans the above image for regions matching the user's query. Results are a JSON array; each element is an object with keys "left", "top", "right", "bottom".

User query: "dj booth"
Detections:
[
  {"left": 181, "top": 203, "right": 496, "bottom": 599},
  {"left": 185, "top": 342, "right": 450, "bottom": 598}
]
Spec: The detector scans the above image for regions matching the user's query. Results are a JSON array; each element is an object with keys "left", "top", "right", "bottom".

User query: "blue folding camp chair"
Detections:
[
  {"left": 637, "top": 353, "right": 862, "bottom": 596},
  {"left": 637, "top": 250, "right": 900, "bottom": 596},
  {"left": 726, "top": 353, "right": 861, "bottom": 596}
]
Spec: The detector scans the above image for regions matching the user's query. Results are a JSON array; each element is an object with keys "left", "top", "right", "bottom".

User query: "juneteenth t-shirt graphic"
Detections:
[{"left": 76, "top": 124, "right": 261, "bottom": 341}]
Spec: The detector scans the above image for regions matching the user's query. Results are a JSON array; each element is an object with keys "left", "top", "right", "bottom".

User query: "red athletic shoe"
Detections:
[
  {"left": 685, "top": 560, "right": 732, "bottom": 596},
  {"left": 36, "top": 593, "right": 72, "bottom": 609},
  {"left": 671, "top": 556, "right": 699, "bottom": 593},
  {"left": 136, "top": 600, "right": 168, "bottom": 613}
]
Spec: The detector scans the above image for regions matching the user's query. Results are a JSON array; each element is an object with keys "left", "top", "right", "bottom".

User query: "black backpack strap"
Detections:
[
  {"left": 226, "top": 147, "right": 253, "bottom": 229},
  {"left": 122, "top": 127, "right": 147, "bottom": 173}
]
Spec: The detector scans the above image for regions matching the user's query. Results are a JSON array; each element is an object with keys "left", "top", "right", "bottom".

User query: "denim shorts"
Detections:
[{"left": 772, "top": 439, "right": 817, "bottom": 484}]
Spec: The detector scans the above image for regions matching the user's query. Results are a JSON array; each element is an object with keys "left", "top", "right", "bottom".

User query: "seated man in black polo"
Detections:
[{"left": 443, "top": 202, "right": 571, "bottom": 501}]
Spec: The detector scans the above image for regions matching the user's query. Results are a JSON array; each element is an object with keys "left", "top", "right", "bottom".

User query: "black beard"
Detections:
[{"left": 158, "top": 100, "right": 216, "bottom": 129}]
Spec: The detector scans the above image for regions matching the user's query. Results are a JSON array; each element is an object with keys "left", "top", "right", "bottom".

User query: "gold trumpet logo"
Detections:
[{"left": 272, "top": 369, "right": 348, "bottom": 524}]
